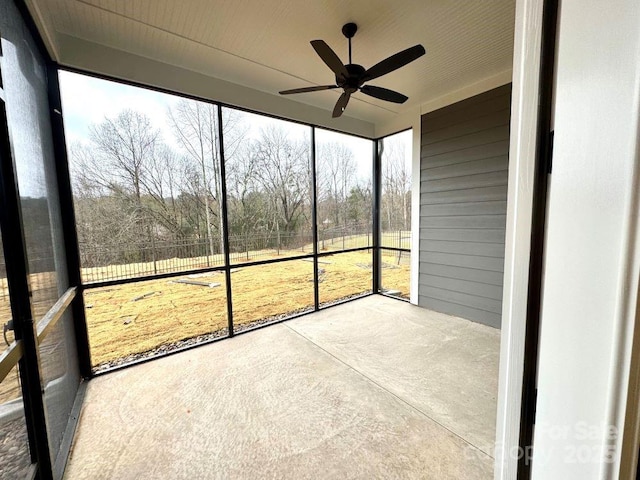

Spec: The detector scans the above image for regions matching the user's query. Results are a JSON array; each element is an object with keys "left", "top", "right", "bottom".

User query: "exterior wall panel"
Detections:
[{"left": 419, "top": 84, "right": 511, "bottom": 328}]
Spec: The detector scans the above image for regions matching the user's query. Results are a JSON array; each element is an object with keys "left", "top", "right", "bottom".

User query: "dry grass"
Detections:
[
  {"left": 0, "top": 243, "right": 410, "bottom": 401},
  {"left": 85, "top": 250, "right": 409, "bottom": 368}
]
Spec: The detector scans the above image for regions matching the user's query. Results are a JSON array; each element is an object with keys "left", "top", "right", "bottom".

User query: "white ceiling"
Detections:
[{"left": 28, "top": 0, "right": 515, "bottom": 129}]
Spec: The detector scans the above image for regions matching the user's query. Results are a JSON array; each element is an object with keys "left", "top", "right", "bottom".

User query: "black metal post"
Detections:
[
  {"left": 518, "top": 0, "right": 558, "bottom": 477},
  {"left": 217, "top": 107, "right": 234, "bottom": 336},
  {"left": 310, "top": 127, "right": 320, "bottom": 310},
  {"left": 47, "top": 64, "right": 92, "bottom": 378},
  {"left": 0, "top": 100, "right": 53, "bottom": 478},
  {"left": 372, "top": 139, "right": 382, "bottom": 293}
]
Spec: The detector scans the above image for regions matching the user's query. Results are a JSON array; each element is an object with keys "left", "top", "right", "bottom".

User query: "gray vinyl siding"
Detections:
[{"left": 419, "top": 84, "right": 511, "bottom": 328}]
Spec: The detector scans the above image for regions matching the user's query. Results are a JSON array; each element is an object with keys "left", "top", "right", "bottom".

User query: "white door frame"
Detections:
[{"left": 494, "top": 0, "right": 546, "bottom": 477}]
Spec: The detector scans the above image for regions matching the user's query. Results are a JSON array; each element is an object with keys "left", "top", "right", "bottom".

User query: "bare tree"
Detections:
[
  {"left": 140, "top": 146, "right": 184, "bottom": 237},
  {"left": 169, "top": 102, "right": 248, "bottom": 256},
  {"left": 78, "top": 111, "right": 161, "bottom": 261},
  {"left": 381, "top": 137, "right": 411, "bottom": 232},
  {"left": 168, "top": 101, "right": 217, "bottom": 258},
  {"left": 225, "top": 140, "right": 264, "bottom": 237},
  {"left": 69, "top": 103, "right": 381, "bottom": 274},
  {"left": 316, "top": 141, "right": 357, "bottom": 227},
  {"left": 87, "top": 110, "right": 159, "bottom": 203},
  {"left": 252, "top": 126, "right": 311, "bottom": 244},
  {"left": 72, "top": 110, "right": 191, "bottom": 264}
]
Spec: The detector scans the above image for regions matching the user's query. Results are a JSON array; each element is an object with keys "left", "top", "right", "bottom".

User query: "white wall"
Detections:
[{"left": 531, "top": 0, "right": 640, "bottom": 478}]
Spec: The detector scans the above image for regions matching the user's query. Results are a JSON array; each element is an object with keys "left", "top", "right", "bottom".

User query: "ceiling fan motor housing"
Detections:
[{"left": 337, "top": 64, "right": 366, "bottom": 92}]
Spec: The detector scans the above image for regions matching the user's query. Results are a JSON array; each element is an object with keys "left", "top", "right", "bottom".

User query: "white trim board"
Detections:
[
  {"left": 494, "top": 0, "right": 544, "bottom": 477},
  {"left": 410, "top": 116, "right": 421, "bottom": 305}
]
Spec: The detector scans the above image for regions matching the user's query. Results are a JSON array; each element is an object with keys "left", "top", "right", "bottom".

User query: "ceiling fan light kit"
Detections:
[{"left": 279, "top": 23, "right": 426, "bottom": 118}]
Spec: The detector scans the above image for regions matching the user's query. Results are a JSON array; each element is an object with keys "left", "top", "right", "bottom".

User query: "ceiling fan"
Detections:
[{"left": 279, "top": 23, "right": 425, "bottom": 118}]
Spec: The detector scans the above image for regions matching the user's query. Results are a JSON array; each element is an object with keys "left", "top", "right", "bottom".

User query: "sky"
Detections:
[
  {"left": 59, "top": 71, "right": 181, "bottom": 148},
  {"left": 58, "top": 71, "right": 410, "bottom": 182},
  {"left": 382, "top": 129, "right": 412, "bottom": 173}
]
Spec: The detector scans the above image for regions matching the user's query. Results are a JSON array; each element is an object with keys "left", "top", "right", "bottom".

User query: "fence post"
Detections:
[{"left": 151, "top": 233, "right": 157, "bottom": 274}]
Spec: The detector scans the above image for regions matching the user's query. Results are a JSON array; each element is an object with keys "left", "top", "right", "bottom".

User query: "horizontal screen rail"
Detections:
[
  {"left": 317, "top": 246, "right": 372, "bottom": 257},
  {"left": 380, "top": 246, "right": 411, "bottom": 253},
  {"left": 36, "top": 287, "right": 76, "bottom": 344},
  {"left": 0, "top": 339, "right": 23, "bottom": 383},
  {"left": 82, "top": 265, "right": 227, "bottom": 290}
]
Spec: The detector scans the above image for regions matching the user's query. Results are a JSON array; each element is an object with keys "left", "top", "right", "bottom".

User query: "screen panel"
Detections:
[
  {"left": 380, "top": 250, "right": 410, "bottom": 300},
  {"left": 84, "top": 273, "right": 229, "bottom": 371},
  {"left": 222, "top": 108, "right": 313, "bottom": 265},
  {"left": 1, "top": 0, "right": 80, "bottom": 469},
  {"left": 232, "top": 259, "right": 314, "bottom": 332},
  {"left": 318, "top": 249, "right": 373, "bottom": 307},
  {"left": 60, "top": 73, "right": 228, "bottom": 283},
  {"left": 380, "top": 130, "right": 412, "bottom": 250},
  {"left": 315, "top": 129, "right": 373, "bottom": 254}
]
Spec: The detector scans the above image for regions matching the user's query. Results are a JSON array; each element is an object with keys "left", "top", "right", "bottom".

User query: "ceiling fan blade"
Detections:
[
  {"left": 362, "top": 45, "right": 426, "bottom": 83},
  {"left": 332, "top": 91, "right": 351, "bottom": 118},
  {"left": 279, "top": 85, "right": 339, "bottom": 95},
  {"left": 311, "top": 40, "right": 349, "bottom": 80},
  {"left": 360, "top": 85, "right": 408, "bottom": 104}
]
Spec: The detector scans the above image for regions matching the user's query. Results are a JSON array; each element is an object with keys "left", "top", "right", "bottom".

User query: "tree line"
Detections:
[{"left": 70, "top": 101, "right": 410, "bottom": 269}]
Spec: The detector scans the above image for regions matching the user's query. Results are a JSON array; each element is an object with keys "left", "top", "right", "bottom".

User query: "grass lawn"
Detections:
[
  {"left": 0, "top": 236, "right": 411, "bottom": 399},
  {"left": 84, "top": 250, "right": 409, "bottom": 369}
]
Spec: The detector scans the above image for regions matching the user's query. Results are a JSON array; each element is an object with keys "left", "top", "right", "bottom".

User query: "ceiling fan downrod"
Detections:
[{"left": 342, "top": 22, "right": 358, "bottom": 65}]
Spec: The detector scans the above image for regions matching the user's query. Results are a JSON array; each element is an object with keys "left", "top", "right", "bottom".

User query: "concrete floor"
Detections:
[{"left": 64, "top": 296, "right": 500, "bottom": 479}]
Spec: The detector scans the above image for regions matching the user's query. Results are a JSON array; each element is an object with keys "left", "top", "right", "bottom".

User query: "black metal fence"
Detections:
[
  {"left": 318, "top": 223, "right": 373, "bottom": 251},
  {"left": 0, "top": 224, "right": 410, "bottom": 291},
  {"left": 380, "top": 229, "right": 411, "bottom": 250},
  {"left": 79, "top": 237, "right": 272, "bottom": 283},
  {"left": 77, "top": 223, "right": 381, "bottom": 284}
]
